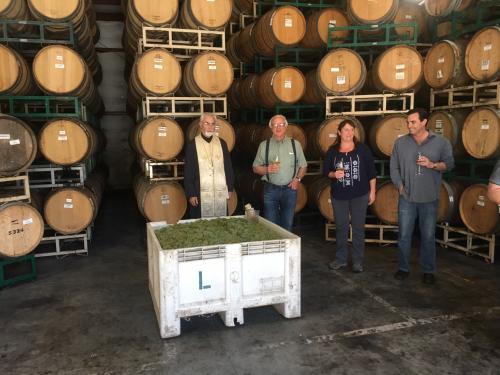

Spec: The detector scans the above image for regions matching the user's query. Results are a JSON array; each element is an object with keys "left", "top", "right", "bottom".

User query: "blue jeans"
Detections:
[
  {"left": 398, "top": 196, "right": 438, "bottom": 273},
  {"left": 332, "top": 193, "right": 369, "bottom": 266},
  {"left": 263, "top": 183, "right": 297, "bottom": 232}
]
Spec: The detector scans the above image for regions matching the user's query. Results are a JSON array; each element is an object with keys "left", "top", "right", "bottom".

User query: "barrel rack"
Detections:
[
  {"left": 35, "top": 226, "right": 92, "bottom": 259},
  {"left": 0, "top": 254, "right": 37, "bottom": 288},
  {"left": 141, "top": 158, "right": 184, "bottom": 181},
  {"left": 0, "top": 96, "right": 88, "bottom": 121},
  {"left": 0, "top": 175, "right": 30, "bottom": 204},
  {"left": 139, "top": 96, "right": 228, "bottom": 119},
  {"left": 436, "top": 223, "right": 497, "bottom": 264},
  {"left": 325, "top": 215, "right": 399, "bottom": 245},
  {"left": 326, "top": 92, "right": 415, "bottom": 117},
  {"left": 430, "top": 81, "right": 500, "bottom": 111}
]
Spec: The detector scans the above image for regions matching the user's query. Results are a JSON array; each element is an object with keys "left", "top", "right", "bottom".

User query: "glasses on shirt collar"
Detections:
[{"left": 271, "top": 122, "right": 287, "bottom": 128}]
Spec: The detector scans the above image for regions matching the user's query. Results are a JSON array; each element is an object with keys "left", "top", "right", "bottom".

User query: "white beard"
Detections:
[{"left": 203, "top": 131, "right": 214, "bottom": 137}]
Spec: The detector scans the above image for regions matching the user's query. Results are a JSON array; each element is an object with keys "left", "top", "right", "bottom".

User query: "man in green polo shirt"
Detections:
[{"left": 252, "top": 114, "right": 307, "bottom": 231}]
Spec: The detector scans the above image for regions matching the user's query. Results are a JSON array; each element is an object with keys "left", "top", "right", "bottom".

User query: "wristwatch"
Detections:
[{"left": 295, "top": 177, "right": 301, "bottom": 182}]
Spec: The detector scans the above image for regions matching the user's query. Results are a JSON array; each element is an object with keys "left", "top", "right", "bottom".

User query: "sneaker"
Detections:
[
  {"left": 422, "top": 273, "right": 435, "bottom": 285},
  {"left": 352, "top": 264, "right": 363, "bottom": 273},
  {"left": 394, "top": 270, "right": 409, "bottom": 280},
  {"left": 328, "top": 260, "right": 347, "bottom": 270}
]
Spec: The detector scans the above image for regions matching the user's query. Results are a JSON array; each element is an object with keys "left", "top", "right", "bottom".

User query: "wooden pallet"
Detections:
[
  {"left": 326, "top": 92, "right": 414, "bottom": 117},
  {"left": 325, "top": 220, "right": 398, "bottom": 245},
  {"left": 142, "top": 158, "right": 185, "bottom": 181},
  {"left": 0, "top": 254, "right": 36, "bottom": 288},
  {"left": 430, "top": 81, "right": 500, "bottom": 110},
  {"left": 140, "top": 96, "right": 227, "bottom": 119},
  {"left": 141, "top": 27, "right": 225, "bottom": 59},
  {"left": 27, "top": 163, "right": 87, "bottom": 189},
  {"left": 35, "top": 226, "right": 92, "bottom": 258},
  {"left": 0, "top": 175, "right": 30, "bottom": 203},
  {"left": 436, "top": 223, "right": 496, "bottom": 263}
]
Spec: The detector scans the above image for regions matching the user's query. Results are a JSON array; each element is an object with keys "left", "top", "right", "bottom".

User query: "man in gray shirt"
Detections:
[{"left": 390, "top": 108, "right": 454, "bottom": 285}]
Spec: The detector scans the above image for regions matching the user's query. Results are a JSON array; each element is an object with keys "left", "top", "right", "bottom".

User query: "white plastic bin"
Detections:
[{"left": 147, "top": 216, "right": 301, "bottom": 338}]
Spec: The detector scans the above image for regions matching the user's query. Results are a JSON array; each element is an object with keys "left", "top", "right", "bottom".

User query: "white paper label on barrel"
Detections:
[
  {"left": 481, "top": 60, "right": 490, "bottom": 71},
  {"left": 158, "top": 132, "right": 167, "bottom": 137},
  {"left": 437, "top": 69, "right": 443, "bottom": 79},
  {"left": 153, "top": 58, "right": 163, "bottom": 63},
  {"left": 328, "top": 133, "right": 337, "bottom": 138},
  {"left": 449, "top": 196, "right": 454, "bottom": 203},
  {"left": 58, "top": 135, "right": 68, "bottom": 141},
  {"left": 208, "top": 60, "right": 216, "bottom": 65},
  {"left": 435, "top": 119, "right": 443, "bottom": 129},
  {"left": 329, "top": 20, "right": 337, "bottom": 25},
  {"left": 284, "top": 80, "right": 292, "bottom": 89},
  {"left": 0, "top": 134, "right": 10, "bottom": 140},
  {"left": 395, "top": 72, "right": 405, "bottom": 80},
  {"left": 23, "top": 218, "right": 33, "bottom": 225},
  {"left": 158, "top": 126, "right": 167, "bottom": 131},
  {"left": 208, "top": 66, "right": 217, "bottom": 70},
  {"left": 285, "top": 18, "right": 293, "bottom": 28},
  {"left": 9, "top": 139, "right": 20, "bottom": 145},
  {"left": 331, "top": 67, "right": 340, "bottom": 72},
  {"left": 66, "top": 198, "right": 72, "bottom": 203},
  {"left": 405, "top": 15, "right": 413, "bottom": 20},
  {"left": 59, "top": 130, "right": 66, "bottom": 135},
  {"left": 484, "top": 43, "right": 492, "bottom": 51},
  {"left": 481, "top": 123, "right": 490, "bottom": 130},
  {"left": 328, "top": 198, "right": 331, "bottom": 203},
  {"left": 396, "top": 64, "right": 405, "bottom": 70},
  {"left": 64, "top": 203, "right": 73, "bottom": 209},
  {"left": 207, "top": 0, "right": 215, "bottom": 2},
  {"left": 337, "top": 76, "right": 346, "bottom": 84},
  {"left": 154, "top": 64, "right": 163, "bottom": 70},
  {"left": 161, "top": 194, "right": 170, "bottom": 205},
  {"left": 476, "top": 200, "right": 485, "bottom": 207},
  {"left": 56, "top": 55, "right": 63, "bottom": 61},
  {"left": 55, "top": 63, "right": 65, "bottom": 69}
]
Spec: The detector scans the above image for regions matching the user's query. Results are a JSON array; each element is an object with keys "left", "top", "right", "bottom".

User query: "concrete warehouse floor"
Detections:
[{"left": 1, "top": 190, "right": 500, "bottom": 375}]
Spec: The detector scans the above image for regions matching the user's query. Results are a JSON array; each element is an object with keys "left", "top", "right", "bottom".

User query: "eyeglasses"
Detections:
[{"left": 272, "top": 122, "right": 287, "bottom": 128}]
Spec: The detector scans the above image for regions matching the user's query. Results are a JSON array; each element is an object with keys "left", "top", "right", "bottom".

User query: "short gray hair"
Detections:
[
  {"left": 199, "top": 113, "right": 217, "bottom": 125},
  {"left": 268, "top": 114, "right": 288, "bottom": 128}
]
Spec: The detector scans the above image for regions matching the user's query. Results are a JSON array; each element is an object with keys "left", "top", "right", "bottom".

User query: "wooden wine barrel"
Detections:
[
  {"left": 465, "top": 26, "right": 500, "bottom": 83},
  {"left": 233, "top": 0, "right": 252, "bottom": 14},
  {"left": 28, "top": 0, "right": 87, "bottom": 31},
  {"left": 238, "top": 73, "right": 259, "bottom": 109},
  {"left": 227, "top": 78, "right": 242, "bottom": 110},
  {"left": 185, "top": 117, "right": 236, "bottom": 152},
  {"left": 427, "top": 110, "right": 468, "bottom": 156},
  {"left": 368, "top": 114, "right": 407, "bottom": 158},
  {"left": 228, "top": 189, "right": 238, "bottom": 216},
  {"left": 256, "top": 66, "right": 305, "bottom": 108},
  {"left": 424, "top": 40, "right": 470, "bottom": 89},
  {"left": 0, "top": 0, "right": 32, "bottom": 33},
  {"left": 128, "top": 48, "right": 182, "bottom": 107},
  {"left": 0, "top": 202, "right": 44, "bottom": 257},
  {"left": 178, "top": 0, "right": 232, "bottom": 31},
  {"left": 257, "top": 123, "right": 307, "bottom": 152},
  {"left": 226, "top": 32, "right": 242, "bottom": 67},
  {"left": 131, "top": 116, "right": 184, "bottom": 161},
  {"left": 0, "top": 44, "right": 36, "bottom": 95},
  {"left": 295, "top": 182, "right": 307, "bottom": 213},
  {"left": 252, "top": 6, "right": 306, "bottom": 57},
  {"left": 424, "top": 0, "right": 461, "bottom": 17},
  {"left": 302, "top": 48, "right": 366, "bottom": 103},
  {"left": 180, "top": 51, "right": 233, "bottom": 96},
  {"left": 32, "top": 45, "right": 103, "bottom": 113},
  {"left": 371, "top": 180, "right": 399, "bottom": 225},
  {"left": 393, "top": 1, "right": 427, "bottom": 40},
  {"left": 462, "top": 107, "right": 500, "bottom": 159},
  {"left": 304, "top": 175, "right": 334, "bottom": 222},
  {"left": 0, "top": 115, "right": 37, "bottom": 177},
  {"left": 300, "top": 7, "right": 349, "bottom": 49},
  {"left": 125, "top": 0, "right": 179, "bottom": 39},
  {"left": 437, "top": 180, "right": 466, "bottom": 224},
  {"left": 133, "top": 175, "right": 187, "bottom": 223},
  {"left": 305, "top": 117, "right": 365, "bottom": 159},
  {"left": 44, "top": 186, "right": 99, "bottom": 234},
  {"left": 347, "top": 0, "right": 398, "bottom": 25},
  {"left": 236, "top": 22, "right": 258, "bottom": 63},
  {"left": 38, "top": 118, "right": 99, "bottom": 166},
  {"left": 234, "top": 123, "right": 262, "bottom": 160},
  {"left": 459, "top": 184, "right": 500, "bottom": 234},
  {"left": 370, "top": 45, "right": 423, "bottom": 93}
]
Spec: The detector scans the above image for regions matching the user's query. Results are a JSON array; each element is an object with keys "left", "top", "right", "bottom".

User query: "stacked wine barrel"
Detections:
[{"left": 122, "top": 0, "right": 240, "bottom": 222}]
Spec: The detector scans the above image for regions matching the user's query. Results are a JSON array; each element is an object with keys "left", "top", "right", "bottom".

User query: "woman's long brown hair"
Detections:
[{"left": 330, "top": 119, "right": 359, "bottom": 151}]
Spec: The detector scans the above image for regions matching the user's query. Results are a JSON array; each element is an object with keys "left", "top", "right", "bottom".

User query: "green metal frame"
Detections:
[
  {"left": 0, "top": 254, "right": 37, "bottom": 288},
  {"left": 0, "top": 96, "right": 84, "bottom": 120},
  {"left": 443, "top": 158, "right": 496, "bottom": 184},
  {"left": 429, "top": 1, "right": 500, "bottom": 41},
  {"left": 243, "top": 46, "right": 325, "bottom": 74},
  {"left": 0, "top": 19, "right": 75, "bottom": 48},
  {"left": 240, "top": 104, "right": 324, "bottom": 124},
  {"left": 327, "top": 22, "right": 418, "bottom": 50}
]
